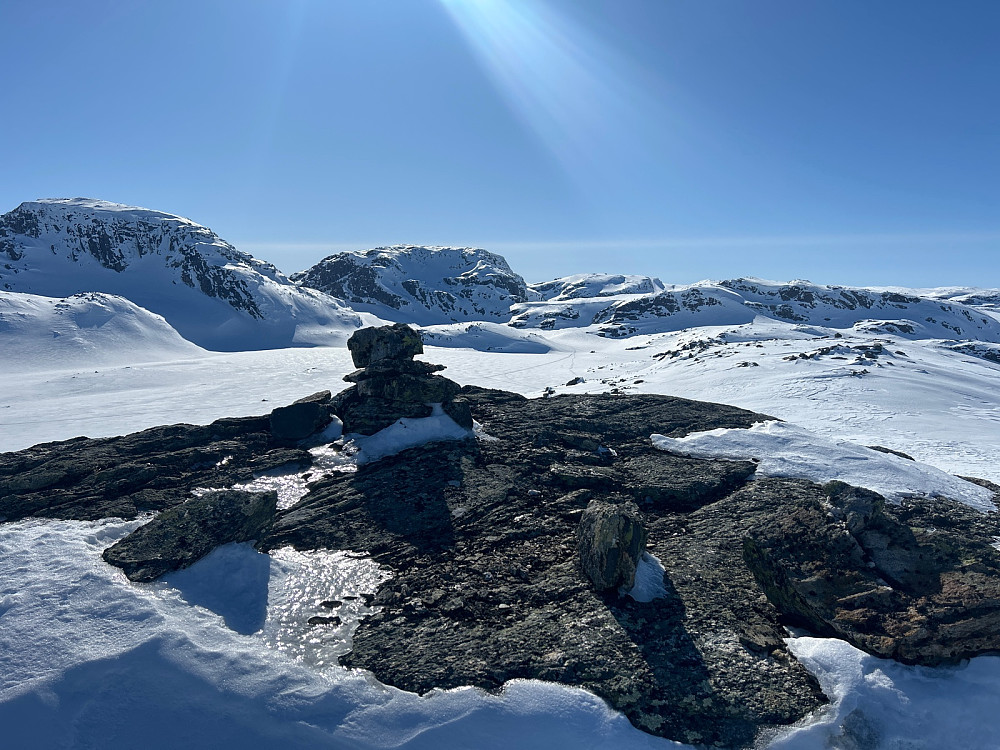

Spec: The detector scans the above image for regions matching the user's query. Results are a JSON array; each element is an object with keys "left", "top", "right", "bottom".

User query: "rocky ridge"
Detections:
[{"left": 510, "top": 276, "right": 1000, "bottom": 341}]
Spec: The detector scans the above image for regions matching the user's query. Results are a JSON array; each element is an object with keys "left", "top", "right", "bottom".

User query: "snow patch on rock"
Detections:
[{"left": 652, "top": 420, "right": 995, "bottom": 511}]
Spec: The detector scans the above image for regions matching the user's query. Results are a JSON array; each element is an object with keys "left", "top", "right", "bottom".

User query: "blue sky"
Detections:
[{"left": 2, "top": 0, "right": 997, "bottom": 286}]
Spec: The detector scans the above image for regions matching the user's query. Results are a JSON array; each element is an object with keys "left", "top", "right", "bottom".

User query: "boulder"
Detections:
[
  {"left": 348, "top": 323, "right": 423, "bottom": 367},
  {"left": 102, "top": 489, "right": 277, "bottom": 582},
  {"left": 743, "top": 480, "right": 1000, "bottom": 665},
  {"left": 577, "top": 498, "right": 648, "bottom": 591}
]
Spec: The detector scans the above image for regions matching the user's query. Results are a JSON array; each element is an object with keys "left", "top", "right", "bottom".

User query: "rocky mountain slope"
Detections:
[
  {"left": 510, "top": 276, "right": 1000, "bottom": 341},
  {"left": 291, "top": 245, "right": 529, "bottom": 324},
  {"left": 0, "top": 199, "right": 360, "bottom": 350}
]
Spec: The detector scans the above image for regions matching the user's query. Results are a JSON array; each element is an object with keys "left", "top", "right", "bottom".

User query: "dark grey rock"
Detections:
[
  {"left": 261, "top": 390, "right": 822, "bottom": 748},
  {"left": 333, "top": 325, "right": 467, "bottom": 436},
  {"left": 577, "top": 498, "right": 647, "bottom": 590},
  {"left": 867, "top": 445, "right": 915, "bottom": 461},
  {"left": 270, "top": 394, "right": 332, "bottom": 441},
  {"left": 442, "top": 398, "right": 474, "bottom": 429},
  {"left": 0, "top": 414, "right": 309, "bottom": 522},
  {"left": 102, "top": 489, "right": 277, "bottom": 582},
  {"left": 347, "top": 323, "right": 423, "bottom": 367}
]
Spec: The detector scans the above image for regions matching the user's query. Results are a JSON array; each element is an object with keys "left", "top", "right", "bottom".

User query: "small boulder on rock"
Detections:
[
  {"left": 577, "top": 497, "right": 648, "bottom": 591},
  {"left": 270, "top": 390, "right": 333, "bottom": 441}
]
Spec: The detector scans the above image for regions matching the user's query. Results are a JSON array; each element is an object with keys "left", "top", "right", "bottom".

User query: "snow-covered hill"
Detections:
[
  {"left": 509, "top": 276, "right": 1000, "bottom": 341},
  {"left": 0, "top": 199, "right": 361, "bottom": 350},
  {"left": 0, "top": 291, "right": 204, "bottom": 371},
  {"left": 292, "top": 245, "right": 529, "bottom": 324}
]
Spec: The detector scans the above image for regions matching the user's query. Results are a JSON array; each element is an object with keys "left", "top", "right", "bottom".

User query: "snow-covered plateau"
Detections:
[{"left": 2, "top": 198, "right": 1000, "bottom": 749}]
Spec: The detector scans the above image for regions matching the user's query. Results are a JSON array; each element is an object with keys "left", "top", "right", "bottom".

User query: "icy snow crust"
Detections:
[{"left": 652, "top": 421, "right": 996, "bottom": 512}]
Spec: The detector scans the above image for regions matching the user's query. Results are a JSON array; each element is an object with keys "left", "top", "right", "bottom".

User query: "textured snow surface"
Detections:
[
  {"left": 652, "top": 420, "right": 996, "bottom": 511},
  {"left": 769, "top": 638, "right": 1000, "bottom": 749},
  {"left": 0, "top": 290, "right": 203, "bottom": 370}
]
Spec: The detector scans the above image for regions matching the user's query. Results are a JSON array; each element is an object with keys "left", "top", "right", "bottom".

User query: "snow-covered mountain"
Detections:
[
  {"left": 292, "top": 245, "right": 529, "bottom": 324},
  {"left": 529, "top": 273, "right": 666, "bottom": 300},
  {"left": 509, "top": 275, "right": 1000, "bottom": 341},
  {"left": 0, "top": 199, "right": 360, "bottom": 350}
]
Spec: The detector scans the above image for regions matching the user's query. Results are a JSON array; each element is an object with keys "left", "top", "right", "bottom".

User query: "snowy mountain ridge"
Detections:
[
  {"left": 508, "top": 275, "right": 1000, "bottom": 342},
  {"left": 291, "top": 244, "right": 530, "bottom": 324},
  {"left": 0, "top": 199, "right": 360, "bottom": 351},
  {"left": 2, "top": 198, "right": 999, "bottom": 354}
]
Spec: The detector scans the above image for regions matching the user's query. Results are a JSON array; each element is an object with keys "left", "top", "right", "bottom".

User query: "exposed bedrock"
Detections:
[{"left": 102, "top": 489, "right": 277, "bottom": 582}]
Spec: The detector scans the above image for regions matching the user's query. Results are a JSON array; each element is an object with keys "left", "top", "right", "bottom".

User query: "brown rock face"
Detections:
[{"left": 743, "top": 480, "right": 1000, "bottom": 665}]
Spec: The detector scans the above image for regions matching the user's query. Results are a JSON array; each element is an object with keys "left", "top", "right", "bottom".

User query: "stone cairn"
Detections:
[{"left": 333, "top": 323, "right": 473, "bottom": 435}]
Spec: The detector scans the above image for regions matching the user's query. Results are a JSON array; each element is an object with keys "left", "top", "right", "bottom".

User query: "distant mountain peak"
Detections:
[
  {"left": 292, "top": 244, "right": 529, "bottom": 324},
  {"left": 0, "top": 198, "right": 359, "bottom": 350}
]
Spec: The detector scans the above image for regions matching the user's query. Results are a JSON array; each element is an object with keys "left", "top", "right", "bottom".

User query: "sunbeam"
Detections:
[{"left": 438, "top": 0, "right": 665, "bottom": 176}]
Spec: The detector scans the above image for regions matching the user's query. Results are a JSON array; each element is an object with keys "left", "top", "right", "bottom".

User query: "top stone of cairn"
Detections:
[{"left": 347, "top": 323, "right": 424, "bottom": 368}]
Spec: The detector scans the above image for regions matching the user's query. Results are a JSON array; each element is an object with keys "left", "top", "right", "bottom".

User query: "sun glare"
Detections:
[{"left": 438, "top": 0, "right": 654, "bottom": 175}]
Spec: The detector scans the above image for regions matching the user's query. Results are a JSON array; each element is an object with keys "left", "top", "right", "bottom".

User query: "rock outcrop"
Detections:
[
  {"left": 102, "top": 489, "right": 277, "bottom": 582},
  {"left": 270, "top": 390, "right": 334, "bottom": 441},
  {"left": 332, "top": 323, "right": 471, "bottom": 434},
  {"left": 743, "top": 481, "right": 1000, "bottom": 665}
]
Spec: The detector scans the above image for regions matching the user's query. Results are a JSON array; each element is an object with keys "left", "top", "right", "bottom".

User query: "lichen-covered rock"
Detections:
[
  {"left": 577, "top": 498, "right": 648, "bottom": 590},
  {"left": 347, "top": 323, "right": 423, "bottom": 367},
  {"left": 743, "top": 480, "right": 1000, "bottom": 665},
  {"left": 102, "top": 489, "right": 277, "bottom": 582}
]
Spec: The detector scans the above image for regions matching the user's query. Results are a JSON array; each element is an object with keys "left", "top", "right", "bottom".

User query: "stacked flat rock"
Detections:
[{"left": 334, "top": 323, "right": 472, "bottom": 435}]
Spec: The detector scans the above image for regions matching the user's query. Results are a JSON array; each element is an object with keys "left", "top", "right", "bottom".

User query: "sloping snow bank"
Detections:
[
  {"left": 769, "top": 637, "right": 1000, "bottom": 749},
  {"left": 651, "top": 421, "right": 995, "bottom": 512}
]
